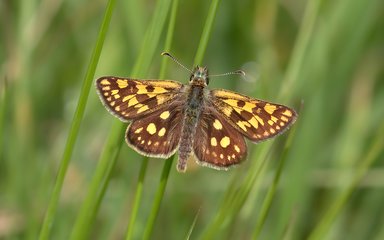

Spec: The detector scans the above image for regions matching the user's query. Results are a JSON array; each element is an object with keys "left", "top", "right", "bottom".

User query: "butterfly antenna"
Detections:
[
  {"left": 211, "top": 70, "right": 246, "bottom": 78},
  {"left": 161, "top": 52, "right": 193, "bottom": 74}
]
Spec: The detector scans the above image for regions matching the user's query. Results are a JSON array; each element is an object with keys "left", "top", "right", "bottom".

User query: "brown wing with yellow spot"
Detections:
[
  {"left": 125, "top": 100, "right": 185, "bottom": 158},
  {"left": 211, "top": 89, "right": 297, "bottom": 142},
  {"left": 193, "top": 105, "right": 247, "bottom": 170},
  {"left": 96, "top": 77, "right": 183, "bottom": 121}
]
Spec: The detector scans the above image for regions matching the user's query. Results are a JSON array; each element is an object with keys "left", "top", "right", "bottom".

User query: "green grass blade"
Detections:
[
  {"left": 159, "top": 0, "right": 179, "bottom": 79},
  {"left": 193, "top": 0, "right": 222, "bottom": 65},
  {"left": 125, "top": 157, "right": 149, "bottom": 240},
  {"left": 0, "top": 79, "right": 7, "bottom": 160},
  {"left": 252, "top": 124, "right": 298, "bottom": 239},
  {"left": 69, "top": 0, "right": 173, "bottom": 239},
  {"left": 71, "top": 0, "right": 172, "bottom": 238},
  {"left": 279, "top": 0, "right": 322, "bottom": 101},
  {"left": 308, "top": 122, "right": 384, "bottom": 240},
  {"left": 140, "top": 1, "right": 179, "bottom": 239},
  {"left": 141, "top": 156, "right": 175, "bottom": 240},
  {"left": 38, "top": 0, "right": 116, "bottom": 239}
]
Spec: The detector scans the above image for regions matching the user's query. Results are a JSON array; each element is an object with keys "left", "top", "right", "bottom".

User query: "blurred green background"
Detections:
[{"left": 1, "top": 0, "right": 384, "bottom": 239}]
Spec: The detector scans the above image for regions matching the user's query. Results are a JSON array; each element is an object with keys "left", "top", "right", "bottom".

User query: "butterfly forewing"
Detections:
[
  {"left": 211, "top": 89, "right": 297, "bottom": 142},
  {"left": 193, "top": 106, "right": 247, "bottom": 170},
  {"left": 96, "top": 77, "right": 182, "bottom": 121}
]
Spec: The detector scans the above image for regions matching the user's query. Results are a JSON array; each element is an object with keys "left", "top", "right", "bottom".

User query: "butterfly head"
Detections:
[{"left": 190, "top": 66, "right": 209, "bottom": 86}]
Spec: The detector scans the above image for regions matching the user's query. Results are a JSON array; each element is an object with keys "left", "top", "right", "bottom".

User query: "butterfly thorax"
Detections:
[{"left": 177, "top": 66, "right": 209, "bottom": 172}]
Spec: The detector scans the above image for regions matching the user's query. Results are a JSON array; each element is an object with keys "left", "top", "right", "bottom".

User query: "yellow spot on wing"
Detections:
[
  {"left": 114, "top": 94, "right": 120, "bottom": 99},
  {"left": 100, "top": 79, "right": 110, "bottom": 85},
  {"left": 134, "top": 127, "right": 143, "bottom": 134},
  {"left": 223, "top": 99, "right": 239, "bottom": 107},
  {"left": 122, "top": 95, "right": 134, "bottom": 102},
  {"left": 146, "top": 123, "right": 157, "bottom": 135},
  {"left": 153, "top": 87, "right": 168, "bottom": 94},
  {"left": 271, "top": 116, "right": 278, "bottom": 122},
  {"left": 115, "top": 106, "right": 120, "bottom": 111},
  {"left": 214, "top": 90, "right": 248, "bottom": 100},
  {"left": 211, "top": 137, "right": 217, "bottom": 146},
  {"left": 136, "top": 85, "right": 147, "bottom": 94},
  {"left": 268, "top": 120, "right": 274, "bottom": 126},
  {"left": 222, "top": 107, "right": 232, "bottom": 117},
  {"left": 264, "top": 104, "right": 277, "bottom": 114},
  {"left": 237, "top": 121, "right": 251, "bottom": 131},
  {"left": 282, "top": 110, "right": 292, "bottom": 117},
  {"left": 255, "top": 115, "right": 264, "bottom": 125},
  {"left": 220, "top": 136, "right": 230, "bottom": 148},
  {"left": 213, "top": 119, "right": 223, "bottom": 130},
  {"left": 243, "top": 102, "right": 256, "bottom": 113},
  {"left": 117, "top": 79, "right": 128, "bottom": 88},
  {"left": 111, "top": 89, "right": 119, "bottom": 95},
  {"left": 128, "top": 97, "right": 138, "bottom": 107},
  {"left": 248, "top": 117, "right": 258, "bottom": 128},
  {"left": 102, "top": 86, "right": 111, "bottom": 91},
  {"left": 137, "top": 105, "right": 149, "bottom": 113},
  {"left": 281, "top": 116, "right": 289, "bottom": 122},
  {"left": 158, "top": 127, "right": 166, "bottom": 137},
  {"left": 160, "top": 111, "right": 170, "bottom": 120}
]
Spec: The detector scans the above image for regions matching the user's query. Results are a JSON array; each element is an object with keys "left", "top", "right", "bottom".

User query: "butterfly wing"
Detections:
[
  {"left": 211, "top": 89, "right": 297, "bottom": 142},
  {"left": 96, "top": 77, "right": 183, "bottom": 121},
  {"left": 193, "top": 105, "right": 247, "bottom": 170},
  {"left": 125, "top": 99, "right": 185, "bottom": 158}
]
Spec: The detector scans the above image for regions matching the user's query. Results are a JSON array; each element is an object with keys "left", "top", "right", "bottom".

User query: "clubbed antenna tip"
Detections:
[{"left": 161, "top": 52, "right": 192, "bottom": 73}]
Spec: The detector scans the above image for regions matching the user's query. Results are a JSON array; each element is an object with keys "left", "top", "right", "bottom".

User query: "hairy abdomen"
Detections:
[{"left": 177, "top": 86, "right": 204, "bottom": 172}]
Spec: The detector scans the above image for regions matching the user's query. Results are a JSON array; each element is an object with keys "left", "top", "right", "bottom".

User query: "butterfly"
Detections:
[{"left": 95, "top": 52, "right": 297, "bottom": 172}]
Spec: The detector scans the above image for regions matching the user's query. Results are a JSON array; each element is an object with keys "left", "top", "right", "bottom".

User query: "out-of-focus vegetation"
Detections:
[{"left": 1, "top": 0, "right": 383, "bottom": 239}]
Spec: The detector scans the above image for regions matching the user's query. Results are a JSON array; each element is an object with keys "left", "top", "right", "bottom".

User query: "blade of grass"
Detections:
[
  {"left": 38, "top": 0, "right": 116, "bottom": 239},
  {"left": 141, "top": 156, "right": 174, "bottom": 240},
  {"left": 140, "top": 1, "right": 178, "bottom": 239},
  {"left": 140, "top": 0, "right": 221, "bottom": 238},
  {"left": 278, "top": 0, "right": 321, "bottom": 101},
  {"left": 0, "top": 79, "right": 7, "bottom": 160},
  {"left": 125, "top": 156, "right": 149, "bottom": 240},
  {"left": 200, "top": 143, "right": 271, "bottom": 239},
  {"left": 308, "top": 121, "right": 384, "bottom": 240},
  {"left": 252, "top": 122, "right": 298, "bottom": 239},
  {"left": 68, "top": 0, "right": 173, "bottom": 239},
  {"left": 186, "top": 207, "right": 201, "bottom": 240},
  {"left": 193, "top": 0, "right": 222, "bottom": 66},
  {"left": 159, "top": 0, "right": 179, "bottom": 79},
  {"left": 201, "top": 0, "right": 319, "bottom": 236}
]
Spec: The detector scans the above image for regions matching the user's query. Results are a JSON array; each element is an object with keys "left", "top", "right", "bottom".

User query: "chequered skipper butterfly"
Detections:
[{"left": 96, "top": 52, "right": 297, "bottom": 172}]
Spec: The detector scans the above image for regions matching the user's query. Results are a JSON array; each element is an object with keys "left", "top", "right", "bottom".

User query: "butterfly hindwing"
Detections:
[
  {"left": 96, "top": 77, "right": 182, "bottom": 121},
  {"left": 211, "top": 89, "right": 297, "bottom": 142},
  {"left": 125, "top": 100, "right": 185, "bottom": 158},
  {"left": 193, "top": 105, "right": 247, "bottom": 170}
]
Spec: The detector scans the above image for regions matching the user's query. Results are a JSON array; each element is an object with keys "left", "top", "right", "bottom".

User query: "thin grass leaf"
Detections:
[
  {"left": 252, "top": 121, "right": 299, "bottom": 239},
  {"left": 193, "top": 0, "right": 222, "bottom": 65},
  {"left": 38, "top": 0, "right": 117, "bottom": 239},
  {"left": 0, "top": 79, "right": 7, "bottom": 160},
  {"left": 125, "top": 157, "right": 149, "bottom": 240},
  {"left": 70, "top": 0, "right": 173, "bottom": 239},
  {"left": 140, "top": 1, "right": 179, "bottom": 239},
  {"left": 186, "top": 207, "right": 201, "bottom": 240},
  {"left": 279, "top": 0, "right": 322, "bottom": 101},
  {"left": 308, "top": 122, "right": 384, "bottom": 240}
]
